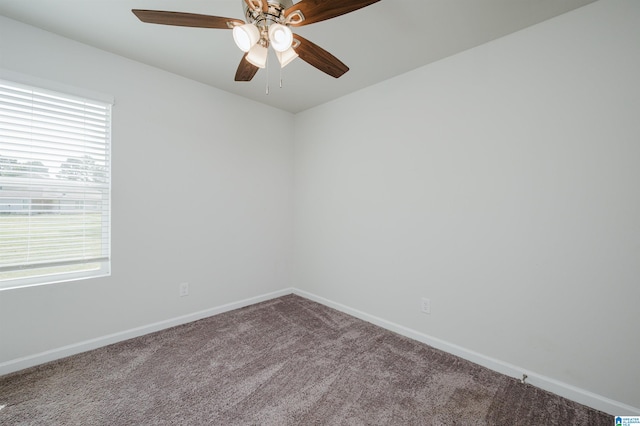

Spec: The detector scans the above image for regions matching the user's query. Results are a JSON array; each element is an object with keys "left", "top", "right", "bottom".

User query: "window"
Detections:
[{"left": 0, "top": 79, "right": 112, "bottom": 289}]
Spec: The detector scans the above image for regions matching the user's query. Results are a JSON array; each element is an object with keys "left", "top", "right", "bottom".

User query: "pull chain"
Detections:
[{"left": 265, "top": 54, "right": 269, "bottom": 95}]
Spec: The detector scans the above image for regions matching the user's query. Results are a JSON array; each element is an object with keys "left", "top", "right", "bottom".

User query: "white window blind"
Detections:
[{"left": 0, "top": 79, "right": 112, "bottom": 289}]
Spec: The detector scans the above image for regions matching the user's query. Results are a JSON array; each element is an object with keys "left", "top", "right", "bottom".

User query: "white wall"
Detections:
[
  {"left": 293, "top": 0, "right": 640, "bottom": 411},
  {"left": 0, "top": 16, "right": 294, "bottom": 363}
]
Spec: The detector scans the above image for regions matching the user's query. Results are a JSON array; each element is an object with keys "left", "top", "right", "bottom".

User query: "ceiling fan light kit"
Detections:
[
  {"left": 276, "top": 46, "right": 299, "bottom": 68},
  {"left": 246, "top": 44, "right": 269, "bottom": 68},
  {"left": 132, "top": 0, "right": 381, "bottom": 83},
  {"left": 232, "top": 23, "right": 261, "bottom": 52},
  {"left": 268, "top": 23, "right": 294, "bottom": 53}
]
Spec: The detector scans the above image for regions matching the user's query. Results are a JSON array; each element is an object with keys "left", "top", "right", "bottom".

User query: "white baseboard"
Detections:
[
  {"left": 2, "top": 286, "right": 637, "bottom": 416},
  {"left": 0, "top": 288, "right": 293, "bottom": 377},
  {"left": 293, "top": 288, "right": 639, "bottom": 416}
]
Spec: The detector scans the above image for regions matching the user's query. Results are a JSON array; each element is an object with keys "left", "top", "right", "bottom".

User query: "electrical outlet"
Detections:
[
  {"left": 179, "top": 282, "right": 189, "bottom": 297},
  {"left": 421, "top": 297, "right": 431, "bottom": 314}
]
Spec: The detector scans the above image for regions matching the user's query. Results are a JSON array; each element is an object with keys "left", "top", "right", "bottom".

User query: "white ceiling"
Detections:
[{"left": 0, "top": 0, "right": 596, "bottom": 113}]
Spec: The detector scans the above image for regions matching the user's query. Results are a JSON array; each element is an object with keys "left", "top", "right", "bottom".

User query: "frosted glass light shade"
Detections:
[
  {"left": 246, "top": 44, "right": 268, "bottom": 68},
  {"left": 233, "top": 24, "right": 260, "bottom": 52},
  {"left": 268, "top": 24, "right": 293, "bottom": 52},
  {"left": 276, "top": 47, "right": 298, "bottom": 68}
]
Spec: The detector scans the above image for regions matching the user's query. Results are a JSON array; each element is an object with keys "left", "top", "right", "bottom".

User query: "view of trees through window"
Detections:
[{"left": 1, "top": 154, "right": 106, "bottom": 182}]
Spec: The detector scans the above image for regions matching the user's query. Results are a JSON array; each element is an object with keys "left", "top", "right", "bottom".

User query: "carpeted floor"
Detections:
[{"left": 0, "top": 294, "right": 612, "bottom": 425}]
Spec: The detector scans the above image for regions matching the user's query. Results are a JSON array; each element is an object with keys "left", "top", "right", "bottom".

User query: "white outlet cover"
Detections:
[
  {"left": 179, "top": 283, "right": 189, "bottom": 297},
  {"left": 421, "top": 297, "right": 431, "bottom": 314}
]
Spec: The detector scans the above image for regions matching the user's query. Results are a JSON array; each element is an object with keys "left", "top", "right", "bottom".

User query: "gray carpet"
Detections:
[{"left": 0, "top": 294, "right": 612, "bottom": 425}]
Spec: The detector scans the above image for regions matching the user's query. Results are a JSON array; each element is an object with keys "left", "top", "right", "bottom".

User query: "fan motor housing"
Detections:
[{"left": 243, "top": 0, "right": 293, "bottom": 27}]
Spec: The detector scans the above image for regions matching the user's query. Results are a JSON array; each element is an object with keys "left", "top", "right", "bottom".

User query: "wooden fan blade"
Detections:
[
  {"left": 293, "top": 34, "right": 349, "bottom": 78},
  {"left": 285, "top": 0, "right": 380, "bottom": 27},
  {"left": 132, "top": 10, "right": 244, "bottom": 29},
  {"left": 235, "top": 54, "right": 260, "bottom": 82}
]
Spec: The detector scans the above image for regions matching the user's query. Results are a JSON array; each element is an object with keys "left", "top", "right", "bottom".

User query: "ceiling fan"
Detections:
[{"left": 132, "top": 0, "right": 380, "bottom": 82}]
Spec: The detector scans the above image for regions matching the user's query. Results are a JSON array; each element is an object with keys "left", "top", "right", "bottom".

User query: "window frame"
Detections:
[{"left": 0, "top": 74, "right": 113, "bottom": 290}]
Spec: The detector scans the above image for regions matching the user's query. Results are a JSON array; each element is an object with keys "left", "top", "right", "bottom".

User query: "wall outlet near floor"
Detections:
[
  {"left": 179, "top": 282, "right": 189, "bottom": 297},
  {"left": 421, "top": 297, "right": 431, "bottom": 314}
]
